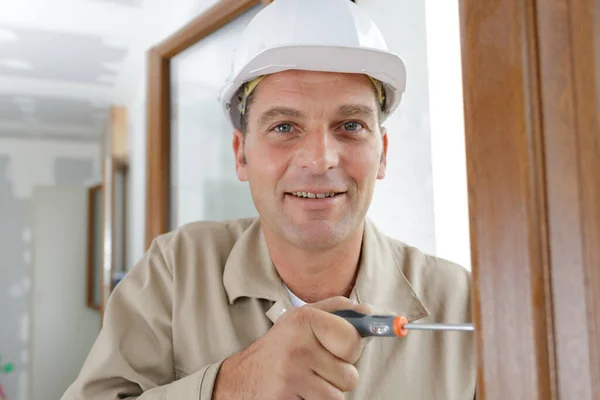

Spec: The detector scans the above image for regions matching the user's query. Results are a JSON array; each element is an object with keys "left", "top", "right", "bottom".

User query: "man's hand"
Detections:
[{"left": 213, "top": 296, "right": 374, "bottom": 400}]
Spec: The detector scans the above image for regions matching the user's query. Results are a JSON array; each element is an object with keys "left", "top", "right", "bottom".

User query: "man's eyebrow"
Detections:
[
  {"left": 336, "top": 104, "right": 377, "bottom": 118},
  {"left": 257, "top": 107, "right": 307, "bottom": 126}
]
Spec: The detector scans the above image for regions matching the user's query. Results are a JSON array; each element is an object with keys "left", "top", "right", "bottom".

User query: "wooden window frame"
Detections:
[
  {"left": 145, "top": 0, "right": 264, "bottom": 248},
  {"left": 145, "top": 0, "right": 600, "bottom": 398}
]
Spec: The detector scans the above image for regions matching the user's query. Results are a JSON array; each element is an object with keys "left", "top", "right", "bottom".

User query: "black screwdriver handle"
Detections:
[{"left": 331, "top": 309, "right": 407, "bottom": 337}]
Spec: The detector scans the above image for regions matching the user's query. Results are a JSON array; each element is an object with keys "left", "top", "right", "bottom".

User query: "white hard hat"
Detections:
[{"left": 218, "top": 0, "right": 407, "bottom": 131}]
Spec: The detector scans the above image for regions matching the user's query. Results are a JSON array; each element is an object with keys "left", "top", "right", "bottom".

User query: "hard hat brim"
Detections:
[{"left": 219, "top": 44, "right": 407, "bottom": 131}]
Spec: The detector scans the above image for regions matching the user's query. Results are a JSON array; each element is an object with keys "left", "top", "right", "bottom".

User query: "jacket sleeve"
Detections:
[{"left": 60, "top": 238, "right": 224, "bottom": 400}]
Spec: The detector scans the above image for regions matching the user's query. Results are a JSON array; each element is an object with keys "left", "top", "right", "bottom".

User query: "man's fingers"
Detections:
[
  {"left": 310, "top": 346, "right": 359, "bottom": 393},
  {"left": 304, "top": 308, "right": 364, "bottom": 364},
  {"left": 298, "top": 296, "right": 376, "bottom": 364},
  {"left": 297, "top": 371, "right": 345, "bottom": 400}
]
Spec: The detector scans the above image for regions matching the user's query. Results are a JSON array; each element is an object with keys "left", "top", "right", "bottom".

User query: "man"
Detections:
[{"left": 62, "top": 0, "right": 475, "bottom": 398}]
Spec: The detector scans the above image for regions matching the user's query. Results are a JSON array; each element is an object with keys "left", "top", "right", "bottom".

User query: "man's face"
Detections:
[{"left": 233, "top": 70, "right": 388, "bottom": 249}]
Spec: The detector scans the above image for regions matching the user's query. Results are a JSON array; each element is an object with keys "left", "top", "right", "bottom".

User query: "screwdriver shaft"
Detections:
[{"left": 403, "top": 322, "right": 474, "bottom": 332}]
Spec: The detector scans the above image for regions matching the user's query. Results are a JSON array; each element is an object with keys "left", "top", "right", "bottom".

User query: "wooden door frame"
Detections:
[
  {"left": 145, "top": 0, "right": 263, "bottom": 248},
  {"left": 86, "top": 183, "right": 103, "bottom": 312},
  {"left": 460, "top": 0, "right": 600, "bottom": 398},
  {"left": 145, "top": 0, "right": 600, "bottom": 398}
]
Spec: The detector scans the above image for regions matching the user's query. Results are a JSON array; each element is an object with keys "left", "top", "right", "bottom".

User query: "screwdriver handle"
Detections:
[{"left": 331, "top": 309, "right": 408, "bottom": 338}]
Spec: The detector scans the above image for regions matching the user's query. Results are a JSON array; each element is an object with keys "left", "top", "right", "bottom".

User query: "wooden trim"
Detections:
[
  {"left": 461, "top": 0, "right": 600, "bottom": 398},
  {"left": 570, "top": 0, "right": 600, "bottom": 391},
  {"left": 155, "top": 0, "right": 261, "bottom": 58},
  {"left": 461, "top": 1, "right": 554, "bottom": 397},
  {"left": 110, "top": 159, "right": 128, "bottom": 291},
  {"left": 86, "top": 184, "right": 102, "bottom": 312},
  {"left": 86, "top": 185, "right": 94, "bottom": 308},
  {"left": 145, "top": 49, "right": 170, "bottom": 248},
  {"left": 540, "top": 0, "right": 600, "bottom": 396},
  {"left": 145, "top": 0, "right": 263, "bottom": 249},
  {"left": 110, "top": 106, "right": 129, "bottom": 163},
  {"left": 121, "top": 163, "right": 128, "bottom": 275}
]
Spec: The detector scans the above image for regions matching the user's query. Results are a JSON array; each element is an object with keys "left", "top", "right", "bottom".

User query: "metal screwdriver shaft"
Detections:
[{"left": 403, "top": 322, "right": 474, "bottom": 332}]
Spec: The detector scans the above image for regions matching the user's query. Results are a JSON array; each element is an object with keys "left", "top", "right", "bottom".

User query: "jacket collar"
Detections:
[{"left": 223, "top": 217, "right": 429, "bottom": 323}]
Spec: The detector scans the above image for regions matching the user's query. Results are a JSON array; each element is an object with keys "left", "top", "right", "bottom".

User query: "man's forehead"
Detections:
[
  {"left": 250, "top": 70, "right": 380, "bottom": 113},
  {"left": 260, "top": 69, "right": 373, "bottom": 89}
]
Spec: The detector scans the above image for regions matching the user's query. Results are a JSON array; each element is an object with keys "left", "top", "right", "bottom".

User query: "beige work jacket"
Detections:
[{"left": 62, "top": 217, "right": 475, "bottom": 399}]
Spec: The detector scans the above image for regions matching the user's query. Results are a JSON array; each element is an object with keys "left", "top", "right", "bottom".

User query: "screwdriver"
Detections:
[{"left": 332, "top": 309, "right": 474, "bottom": 337}]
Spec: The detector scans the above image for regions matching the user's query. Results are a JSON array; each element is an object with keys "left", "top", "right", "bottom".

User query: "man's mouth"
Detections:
[{"left": 288, "top": 191, "right": 344, "bottom": 199}]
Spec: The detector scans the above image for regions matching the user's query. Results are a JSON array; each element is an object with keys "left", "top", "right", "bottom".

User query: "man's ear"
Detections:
[
  {"left": 377, "top": 127, "right": 388, "bottom": 179},
  {"left": 232, "top": 129, "right": 248, "bottom": 182}
]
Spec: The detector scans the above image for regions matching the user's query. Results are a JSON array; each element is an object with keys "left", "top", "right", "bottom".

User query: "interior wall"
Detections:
[
  {"left": 0, "top": 138, "right": 100, "bottom": 400},
  {"left": 356, "top": 0, "right": 436, "bottom": 254},
  {"left": 358, "top": 0, "right": 470, "bottom": 268},
  {"left": 423, "top": 0, "right": 470, "bottom": 269},
  {"left": 29, "top": 186, "right": 101, "bottom": 400}
]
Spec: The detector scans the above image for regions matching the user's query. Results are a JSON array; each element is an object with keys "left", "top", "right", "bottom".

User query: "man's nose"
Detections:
[{"left": 295, "top": 130, "right": 340, "bottom": 174}]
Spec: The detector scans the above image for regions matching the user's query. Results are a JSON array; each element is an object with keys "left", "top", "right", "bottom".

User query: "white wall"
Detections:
[
  {"left": 0, "top": 139, "right": 101, "bottom": 197},
  {"left": 358, "top": 0, "right": 470, "bottom": 269},
  {"left": 0, "top": 138, "right": 100, "bottom": 400},
  {"left": 424, "top": 0, "right": 471, "bottom": 269},
  {"left": 126, "top": 0, "right": 470, "bottom": 270},
  {"left": 30, "top": 186, "right": 101, "bottom": 400},
  {"left": 357, "top": 0, "right": 436, "bottom": 255}
]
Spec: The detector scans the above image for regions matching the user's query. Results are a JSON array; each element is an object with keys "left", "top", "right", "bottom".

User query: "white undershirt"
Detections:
[{"left": 284, "top": 284, "right": 307, "bottom": 307}]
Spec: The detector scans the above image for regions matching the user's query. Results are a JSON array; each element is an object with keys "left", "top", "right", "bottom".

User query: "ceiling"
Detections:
[{"left": 0, "top": 0, "right": 172, "bottom": 142}]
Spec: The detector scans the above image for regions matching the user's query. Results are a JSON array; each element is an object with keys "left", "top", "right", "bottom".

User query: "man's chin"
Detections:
[{"left": 285, "top": 219, "right": 350, "bottom": 249}]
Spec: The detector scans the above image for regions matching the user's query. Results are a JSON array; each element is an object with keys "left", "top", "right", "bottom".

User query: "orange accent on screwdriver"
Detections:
[{"left": 393, "top": 315, "right": 409, "bottom": 337}]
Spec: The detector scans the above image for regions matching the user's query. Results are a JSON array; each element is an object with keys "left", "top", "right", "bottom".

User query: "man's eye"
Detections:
[
  {"left": 343, "top": 121, "right": 364, "bottom": 131},
  {"left": 274, "top": 123, "right": 294, "bottom": 133}
]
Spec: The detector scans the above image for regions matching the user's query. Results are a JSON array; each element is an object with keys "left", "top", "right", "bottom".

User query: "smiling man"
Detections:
[
  {"left": 62, "top": 0, "right": 475, "bottom": 399},
  {"left": 232, "top": 70, "right": 389, "bottom": 305}
]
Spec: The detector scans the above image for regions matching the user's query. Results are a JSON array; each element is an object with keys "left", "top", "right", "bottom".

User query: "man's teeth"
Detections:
[{"left": 291, "top": 192, "right": 338, "bottom": 199}]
